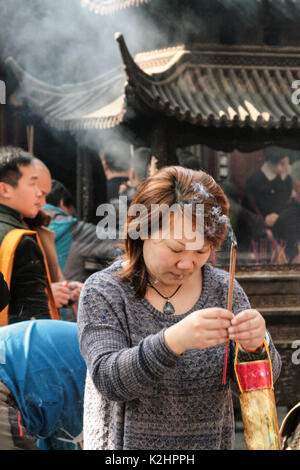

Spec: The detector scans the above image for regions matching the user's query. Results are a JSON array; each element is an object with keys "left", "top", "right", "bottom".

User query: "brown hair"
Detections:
[{"left": 119, "top": 166, "right": 229, "bottom": 298}]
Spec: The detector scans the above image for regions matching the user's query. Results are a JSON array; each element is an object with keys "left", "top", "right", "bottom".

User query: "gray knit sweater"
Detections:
[{"left": 77, "top": 260, "right": 281, "bottom": 450}]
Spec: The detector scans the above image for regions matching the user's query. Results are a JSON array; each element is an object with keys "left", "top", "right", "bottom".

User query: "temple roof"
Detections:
[
  {"left": 6, "top": 34, "right": 300, "bottom": 135},
  {"left": 80, "top": 0, "right": 150, "bottom": 15},
  {"left": 80, "top": 0, "right": 297, "bottom": 16}
]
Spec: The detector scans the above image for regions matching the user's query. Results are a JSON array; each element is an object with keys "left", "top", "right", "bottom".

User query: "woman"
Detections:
[{"left": 78, "top": 166, "right": 281, "bottom": 450}]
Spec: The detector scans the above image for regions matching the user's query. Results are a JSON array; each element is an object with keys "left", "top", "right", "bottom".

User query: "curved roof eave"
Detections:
[
  {"left": 80, "top": 0, "right": 151, "bottom": 15},
  {"left": 6, "top": 34, "right": 300, "bottom": 132},
  {"left": 115, "top": 33, "right": 300, "bottom": 130}
]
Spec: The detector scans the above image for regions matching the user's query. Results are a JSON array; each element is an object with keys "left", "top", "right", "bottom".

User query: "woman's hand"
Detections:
[
  {"left": 164, "top": 308, "right": 234, "bottom": 355},
  {"left": 228, "top": 309, "right": 266, "bottom": 351}
]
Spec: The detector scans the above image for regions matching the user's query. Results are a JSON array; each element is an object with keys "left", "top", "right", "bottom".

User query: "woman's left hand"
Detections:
[{"left": 228, "top": 309, "right": 266, "bottom": 351}]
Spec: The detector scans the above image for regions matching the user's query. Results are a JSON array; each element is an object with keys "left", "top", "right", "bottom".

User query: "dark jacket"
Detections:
[
  {"left": 106, "top": 176, "right": 128, "bottom": 203},
  {"left": 244, "top": 170, "right": 292, "bottom": 218},
  {"left": 0, "top": 204, "right": 51, "bottom": 324},
  {"left": 0, "top": 272, "right": 9, "bottom": 312},
  {"left": 272, "top": 199, "right": 300, "bottom": 262}
]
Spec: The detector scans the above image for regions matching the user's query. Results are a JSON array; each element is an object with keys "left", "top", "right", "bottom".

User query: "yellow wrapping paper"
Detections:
[
  {"left": 234, "top": 340, "right": 282, "bottom": 450},
  {"left": 239, "top": 389, "right": 282, "bottom": 450}
]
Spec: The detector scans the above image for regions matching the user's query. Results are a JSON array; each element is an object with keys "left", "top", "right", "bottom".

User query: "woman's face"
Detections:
[{"left": 142, "top": 212, "right": 211, "bottom": 288}]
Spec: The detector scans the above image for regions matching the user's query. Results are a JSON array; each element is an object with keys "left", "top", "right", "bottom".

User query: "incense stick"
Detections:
[{"left": 222, "top": 242, "right": 237, "bottom": 385}]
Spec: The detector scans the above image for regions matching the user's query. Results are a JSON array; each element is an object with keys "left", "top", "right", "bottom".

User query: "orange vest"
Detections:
[{"left": 0, "top": 228, "right": 61, "bottom": 326}]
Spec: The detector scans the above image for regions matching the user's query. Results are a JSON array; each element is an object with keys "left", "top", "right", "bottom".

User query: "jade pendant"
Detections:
[{"left": 163, "top": 300, "right": 175, "bottom": 315}]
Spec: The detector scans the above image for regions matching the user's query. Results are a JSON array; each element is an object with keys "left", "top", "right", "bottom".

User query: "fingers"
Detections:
[
  {"left": 229, "top": 309, "right": 265, "bottom": 332},
  {"left": 183, "top": 308, "right": 265, "bottom": 351},
  {"left": 191, "top": 308, "right": 233, "bottom": 347},
  {"left": 205, "top": 319, "right": 232, "bottom": 330},
  {"left": 201, "top": 308, "right": 234, "bottom": 321},
  {"left": 231, "top": 309, "right": 258, "bottom": 325},
  {"left": 204, "top": 331, "right": 229, "bottom": 344},
  {"left": 228, "top": 309, "right": 266, "bottom": 350},
  {"left": 229, "top": 328, "right": 262, "bottom": 342}
]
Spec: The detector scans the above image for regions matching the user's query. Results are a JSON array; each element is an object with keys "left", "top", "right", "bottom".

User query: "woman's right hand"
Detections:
[{"left": 164, "top": 308, "right": 234, "bottom": 355}]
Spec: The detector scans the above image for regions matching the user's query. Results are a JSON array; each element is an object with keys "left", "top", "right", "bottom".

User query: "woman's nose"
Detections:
[{"left": 176, "top": 253, "right": 195, "bottom": 270}]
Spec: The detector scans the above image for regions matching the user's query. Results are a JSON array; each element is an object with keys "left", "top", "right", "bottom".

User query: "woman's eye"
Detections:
[{"left": 170, "top": 248, "right": 182, "bottom": 253}]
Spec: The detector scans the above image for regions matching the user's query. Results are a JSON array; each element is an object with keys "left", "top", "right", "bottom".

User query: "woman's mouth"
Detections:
[{"left": 171, "top": 273, "right": 184, "bottom": 280}]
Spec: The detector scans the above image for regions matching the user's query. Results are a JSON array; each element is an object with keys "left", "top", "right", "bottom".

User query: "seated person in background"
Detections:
[
  {"left": 0, "top": 146, "right": 60, "bottom": 325},
  {"left": 243, "top": 146, "right": 292, "bottom": 228},
  {"left": 44, "top": 179, "right": 121, "bottom": 283},
  {"left": 221, "top": 181, "right": 270, "bottom": 253},
  {"left": 0, "top": 320, "right": 86, "bottom": 450},
  {"left": 272, "top": 160, "right": 300, "bottom": 263},
  {"left": 100, "top": 141, "right": 130, "bottom": 203}
]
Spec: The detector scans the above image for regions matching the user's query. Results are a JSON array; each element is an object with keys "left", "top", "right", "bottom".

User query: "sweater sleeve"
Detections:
[
  {"left": 77, "top": 274, "right": 180, "bottom": 402},
  {"left": 72, "top": 221, "right": 121, "bottom": 260}
]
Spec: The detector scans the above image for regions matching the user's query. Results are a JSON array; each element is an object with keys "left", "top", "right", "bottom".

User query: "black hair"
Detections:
[
  {"left": 177, "top": 150, "right": 202, "bottom": 170},
  {"left": 46, "top": 179, "right": 73, "bottom": 208},
  {"left": 264, "top": 146, "right": 291, "bottom": 164},
  {"left": 0, "top": 146, "right": 33, "bottom": 187}
]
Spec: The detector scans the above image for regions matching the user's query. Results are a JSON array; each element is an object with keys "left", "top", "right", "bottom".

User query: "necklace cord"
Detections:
[{"left": 148, "top": 281, "right": 182, "bottom": 299}]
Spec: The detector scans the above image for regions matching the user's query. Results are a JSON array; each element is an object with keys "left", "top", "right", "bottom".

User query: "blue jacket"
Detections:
[{"left": 0, "top": 320, "right": 86, "bottom": 450}]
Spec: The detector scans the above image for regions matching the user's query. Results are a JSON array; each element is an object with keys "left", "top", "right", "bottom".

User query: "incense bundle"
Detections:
[{"left": 222, "top": 241, "right": 237, "bottom": 385}]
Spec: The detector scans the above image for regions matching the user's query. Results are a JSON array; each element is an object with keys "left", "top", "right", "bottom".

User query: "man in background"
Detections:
[
  {"left": 119, "top": 146, "right": 152, "bottom": 203},
  {"left": 243, "top": 146, "right": 292, "bottom": 228},
  {"left": 0, "top": 146, "right": 58, "bottom": 324},
  {"left": 272, "top": 160, "right": 300, "bottom": 263},
  {"left": 100, "top": 141, "right": 131, "bottom": 203}
]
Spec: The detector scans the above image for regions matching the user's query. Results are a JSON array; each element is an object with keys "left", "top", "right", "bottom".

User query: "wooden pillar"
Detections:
[
  {"left": 150, "top": 119, "right": 179, "bottom": 169},
  {"left": 76, "top": 144, "right": 107, "bottom": 224},
  {"left": 76, "top": 146, "right": 88, "bottom": 221}
]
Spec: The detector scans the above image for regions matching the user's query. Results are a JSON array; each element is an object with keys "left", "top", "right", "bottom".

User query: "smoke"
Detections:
[
  {"left": 0, "top": 0, "right": 168, "bottom": 154},
  {"left": 1, "top": 0, "right": 300, "bottom": 154},
  {"left": 0, "top": 0, "right": 166, "bottom": 84}
]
